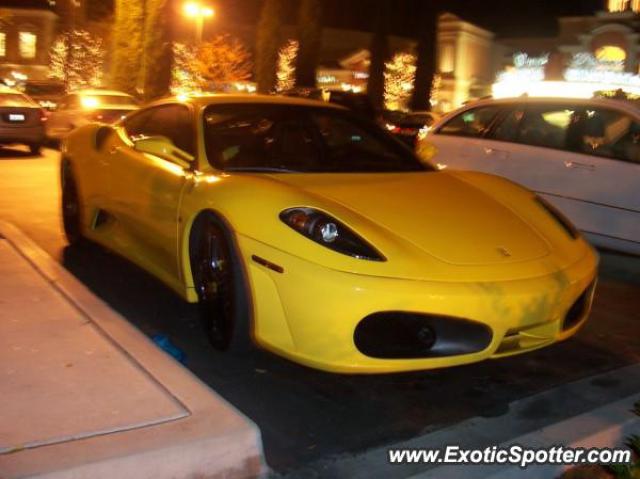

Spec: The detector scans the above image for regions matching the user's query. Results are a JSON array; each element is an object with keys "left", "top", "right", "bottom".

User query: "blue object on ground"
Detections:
[{"left": 152, "top": 334, "right": 187, "bottom": 365}]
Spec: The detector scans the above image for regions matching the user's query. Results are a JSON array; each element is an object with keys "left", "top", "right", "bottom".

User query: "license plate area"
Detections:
[{"left": 7, "top": 113, "right": 26, "bottom": 122}]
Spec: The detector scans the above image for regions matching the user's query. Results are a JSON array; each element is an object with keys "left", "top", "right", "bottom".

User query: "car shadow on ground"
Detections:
[
  {"left": 61, "top": 242, "right": 640, "bottom": 474},
  {"left": 0, "top": 146, "right": 42, "bottom": 159}
]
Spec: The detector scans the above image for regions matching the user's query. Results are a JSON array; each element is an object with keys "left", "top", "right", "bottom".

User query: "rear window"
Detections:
[{"left": 0, "top": 93, "right": 37, "bottom": 108}]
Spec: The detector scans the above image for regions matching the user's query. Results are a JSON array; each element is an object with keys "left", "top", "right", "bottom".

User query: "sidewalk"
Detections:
[{"left": 0, "top": 221, "right": 264, "bottom": 478}]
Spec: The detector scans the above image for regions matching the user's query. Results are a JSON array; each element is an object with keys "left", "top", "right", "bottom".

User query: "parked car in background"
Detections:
[
  {"left": 22, "top": 80, "right": 66, "bottom": 111},
  {"left": 60, "top": 94, "right": 597, "bottom": 373},
  {"left": 46, "top": 89, "right": 138, "bottom": 140},
  {"left": 420, "top": 97, "right": 640, "bottom": 255},
  {"left": 0, "top": 86, "right": 47, "bottom": 154},
  {"left": 384, "top": 110, "right": 440, "bottom": 146},
  {"left": 282, "top": 88, "right": 379, "bottom": 123}
]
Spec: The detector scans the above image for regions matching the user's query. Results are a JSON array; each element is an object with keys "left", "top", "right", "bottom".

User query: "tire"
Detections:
[
  {"left": 29, "top": 143, "right": 42, "bottom": 155},
  {"left": 190, "top": 213, "right": 252, "bottom": 352},
  {"left": 61, "top": 160, "right": 83, "bottom": 245}
]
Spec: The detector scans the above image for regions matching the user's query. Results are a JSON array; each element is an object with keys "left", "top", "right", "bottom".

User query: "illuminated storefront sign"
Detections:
[{"left": 493, "top": 51, "right": 640, "bottom": 99}]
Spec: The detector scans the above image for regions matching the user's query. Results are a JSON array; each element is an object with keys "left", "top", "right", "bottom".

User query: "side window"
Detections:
[
  {"left": 203, "top": 107, "right": 317, "bottom": 170},
  {"left": 569, "top": 108, "right": 640, "bottom": 164},
  {"left": 517, "top": 105, "right": 576, "bottom": 150},
  {"left": 437, "top": 106, "right": 500, "bottom": 138},
  {"left": 489, "top": 107, "right": 525, "bottom": 142},
  {"left": 123, "top": 105, "right": 195, "bottom": 155},
  {"left": 122, "top": 109, "right": 155, "bottom": 138},
  {"left": 170, "top": 106, "right": 196, "bottom": 155}
]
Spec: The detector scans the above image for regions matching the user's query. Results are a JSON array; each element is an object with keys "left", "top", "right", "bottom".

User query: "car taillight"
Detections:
[{"left": 39, "top": 109, "right": 48, "bottom": 122}]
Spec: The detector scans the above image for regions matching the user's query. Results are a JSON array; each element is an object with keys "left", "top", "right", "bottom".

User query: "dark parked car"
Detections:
[
  {"left": 0, "top": 86, "right": 47, "bottom": 154},
  {"left": 384, "top": 111, "right": 440, "bottom": 147}
]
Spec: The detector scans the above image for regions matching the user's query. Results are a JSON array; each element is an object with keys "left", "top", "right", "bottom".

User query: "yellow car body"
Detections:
[{"left": 62, "top": 95, "right": 598, "bottom": 373}]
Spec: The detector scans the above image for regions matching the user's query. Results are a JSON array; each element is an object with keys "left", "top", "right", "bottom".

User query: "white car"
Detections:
[
  {"left": 420, "top": 97, "right": 640, "bottom": 255},
  {"left": 46, "top": 89, "right": 138, "bottom": 140}
]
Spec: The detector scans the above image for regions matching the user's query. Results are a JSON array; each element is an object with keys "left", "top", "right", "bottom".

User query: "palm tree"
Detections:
[
  {"left": 295, "top": 0, "right": 323, "bottom": 88},
  {"left": 110, "top": 0, "right": 145, "bottom": 95},
  {"left": 142, "top": 0, "right": 174, "bottom": 101},
  {"left": 367, "top": 3, "right": 389, "bottom": 111},
  {"left": 410, "top": 3, "right": 438, "bottom": 111},
  {"left": 255, "top": 0, "right": 285, "bottom": 93}
]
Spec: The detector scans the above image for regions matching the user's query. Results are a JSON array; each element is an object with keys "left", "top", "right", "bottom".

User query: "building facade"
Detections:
[
  {"left": 435, "top": 0, "right": 640, "bottom": 112},
  {"left": 0, "top": 1, "right": 60, "bottom": 82}
]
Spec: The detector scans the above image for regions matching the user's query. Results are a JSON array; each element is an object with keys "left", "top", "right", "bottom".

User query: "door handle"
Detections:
[
  {"left": 564, "top": 160, "right": 595, "bottom": 171},
  {"left": 484, "top": 147, "right": 509, "bottom": 160}
]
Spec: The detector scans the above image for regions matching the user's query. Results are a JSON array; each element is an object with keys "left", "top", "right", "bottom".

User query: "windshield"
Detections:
[
  {"left": 0, "top": 93, "right": 38, "bottom": 108},
  {"left": 203, "top": 104, "right": 429, "bottom": 173}
]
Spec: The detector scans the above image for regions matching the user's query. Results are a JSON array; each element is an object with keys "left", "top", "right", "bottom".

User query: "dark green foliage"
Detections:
[
  {"left": 410, "top": 4, "right": 437, "bottom": 111},
  {"left": 295, "top": 0, "right": 322, "bottom": 88},
  {"left": 110, "top": 0, "right": 144, "bottom": 94},
  {"left": 367, "top": 4, "right": 389, "bottom": 112},
  {"left": 142, "top": 0, "right": 173, "bottom": 101},
  {"left": 605, "top": 401, "right": 640, "bottom": 479},
  {"left": 255, "top": 0, "right": 285, "bottom": 93}
]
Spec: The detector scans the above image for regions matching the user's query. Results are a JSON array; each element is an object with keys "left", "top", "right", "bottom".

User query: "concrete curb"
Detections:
[{"left": 0, "top": 220, "right": 266, "bottom": 479}]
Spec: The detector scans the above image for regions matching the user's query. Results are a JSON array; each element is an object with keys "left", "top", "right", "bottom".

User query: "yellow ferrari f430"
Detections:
[{"left": 61, "top": 95, "right": 598, "bottom": 373}]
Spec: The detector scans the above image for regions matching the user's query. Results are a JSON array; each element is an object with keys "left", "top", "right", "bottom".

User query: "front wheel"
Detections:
[
  {"left": 61, "top": 161, "right": 83, "bottom": 245},
  {"left": 190, "top": 215, "right": 252, "bottom": 352}
]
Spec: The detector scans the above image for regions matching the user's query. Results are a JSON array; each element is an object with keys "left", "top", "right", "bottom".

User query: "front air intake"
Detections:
[{"left": 354, "top": 312, "right": 492, "bottom": 359}]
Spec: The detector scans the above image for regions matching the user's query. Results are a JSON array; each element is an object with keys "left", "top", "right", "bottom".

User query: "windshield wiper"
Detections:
[{"left": 224, "top": 166, "right": 299, "bottom": 173}]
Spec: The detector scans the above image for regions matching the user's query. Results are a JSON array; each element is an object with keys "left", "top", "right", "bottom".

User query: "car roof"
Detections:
[
  {"left": 153, "top": 93, "right": 345, "bottom": 110},
  {"left": 71, "top": 89, "right": 134, "bottom": 97},
  {"left": 458, "top": 96, "right": 640, "bottom": 114}
]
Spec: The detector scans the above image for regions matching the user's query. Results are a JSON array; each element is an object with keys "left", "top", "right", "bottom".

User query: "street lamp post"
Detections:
[{"left": 183, "top": 2, "right": 215, "bottom": 43}]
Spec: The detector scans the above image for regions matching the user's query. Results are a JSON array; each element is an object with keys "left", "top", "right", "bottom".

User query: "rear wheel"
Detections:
[
  {"left": 190, "top": 214, "right": 252, "bottom": 352},
  {"left": 61, "top": 161, "right": 83, "bottom": 245},
  {"left": 29, "top": 143, "right": 42, "bottom": 155}
]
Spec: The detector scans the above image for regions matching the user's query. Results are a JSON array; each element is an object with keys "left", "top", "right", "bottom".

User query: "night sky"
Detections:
[
  {"left": 215, "top": 0, "right": 605, "bottom": 38},
  {"left": 6, "top": 0, "right": 607, "bottom": 38}
]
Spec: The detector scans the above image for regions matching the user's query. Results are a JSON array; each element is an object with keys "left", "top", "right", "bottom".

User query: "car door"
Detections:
[
  {"left": 104, "top": 103, "right": 195, "bottom": 286},
  {"left": 426, "top": 104, "right": 505, "bottom": 169},
  {"left": 471, "top": 102, "right": 639, "bottom": 250},
  {"left": 549, "top": 105, "right": 640, "bottom": 249}
]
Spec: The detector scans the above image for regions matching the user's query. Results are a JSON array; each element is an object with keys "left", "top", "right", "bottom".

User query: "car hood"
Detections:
[{"left": 266, "top": 171, "right": 550, "bottom": 265}]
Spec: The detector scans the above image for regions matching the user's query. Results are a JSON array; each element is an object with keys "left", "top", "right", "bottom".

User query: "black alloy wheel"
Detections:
[
  {"left": 191, "top": 218, "right": 249, "bottom": 351},
  {"left": 61, "top": 162, "right": 83, "bottom": 245}
]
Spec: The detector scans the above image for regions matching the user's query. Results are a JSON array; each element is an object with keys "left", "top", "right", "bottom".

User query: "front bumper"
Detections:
[
  {"left": 0, "top": 125, "right": 45, "bottom": 145},
  {"left": 240, "top": 235, "right": 598, "bottom": 373}
]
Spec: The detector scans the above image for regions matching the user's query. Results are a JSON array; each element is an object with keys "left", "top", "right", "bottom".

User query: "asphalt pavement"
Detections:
[{"left": 1, "top": 145, "right": 638, "bottom": 477}]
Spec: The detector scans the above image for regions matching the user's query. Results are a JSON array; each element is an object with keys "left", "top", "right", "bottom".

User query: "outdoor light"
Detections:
[
  {"left": 81, "top": 97, "right": 100, "bottom": 109},
  {"left": 183, "top": 2, "right": 214, "bottom": 18},
  {"left": 182, "top": 2, "right": 215, "bottom": 42}
]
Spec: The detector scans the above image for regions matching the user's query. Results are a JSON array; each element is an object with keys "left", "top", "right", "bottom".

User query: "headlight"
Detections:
[
  {"left": 535, "top": 195, "right": 579, "bottom": 239},
  {"left": 280, "top": 208, "right": 385, "bottom": 261}
]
